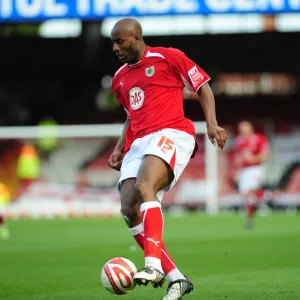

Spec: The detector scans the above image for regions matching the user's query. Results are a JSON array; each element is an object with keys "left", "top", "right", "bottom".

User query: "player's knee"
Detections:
[
  {"left": 134, "top": 182, "right": 152, "bottom": 203},
  {"left": 120, "top": 206, "right": 132, "bottom": 221},
  {"left": 120, "top": 207, "right": 132, "bottom": 225},
  {"left": 120, "top": 206, "right": 141, "bottom": 225}
]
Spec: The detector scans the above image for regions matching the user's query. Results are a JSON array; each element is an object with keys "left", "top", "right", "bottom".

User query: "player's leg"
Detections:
[
  {"left": 120, "top": 178, "right": 185, "bottom": 285},
  {"left": 126, "top": 130, "right": 195, "bottom": 298},
  {"left": 239, "top": 166, "right": 263, "bottom": 228},
  {"left": 120, "top": 178, "right": 142, "bottom": 228},
  {"left": 244, "top": 191, "right": 256, "bottom": 228},
  {"left": 244, "top": 189, "right": 269, "bottom": 228},
  {"left": 133, "top": 154, "right": 172, "bottom": 286},
  {"left": 133, "top": 154, "right": 194, "bottom": 299},
  {"left": 239, "top": 171, "right": 256, "bottom": 228}
]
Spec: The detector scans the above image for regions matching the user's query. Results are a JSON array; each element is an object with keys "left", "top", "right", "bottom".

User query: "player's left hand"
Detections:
[{"left": 207, "top": 124, "right": 227, "bottom": 150}]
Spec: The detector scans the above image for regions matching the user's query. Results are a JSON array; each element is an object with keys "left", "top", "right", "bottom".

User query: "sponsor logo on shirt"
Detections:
[
  {"left": 145, "top": 66, "right": 155, "bottom": 77},
  {"left": 129, "top": 87, "right": 144, "bottom": 110},
  {"left": 188, "top": 66, "right": 204, "bottom": 87}
]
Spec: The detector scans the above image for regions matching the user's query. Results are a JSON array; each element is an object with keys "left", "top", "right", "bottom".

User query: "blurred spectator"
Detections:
[
  {"left": 0, "top": 182, "right": 10, "bottom": 239},
  {"left": 37, "top": 116, "right": 59, "bottom": 161},
  {"left": 96, "top": 75, "right": 119, "bottom": 112},
  {"left": 96, "top": 88, "right": 119, "bottom": 112},
  {"left": 234, "top": 121, "right": 271, "bottom": 228},
  {"left": 17, "top": 142, "right": 41, "bottom": 190}
]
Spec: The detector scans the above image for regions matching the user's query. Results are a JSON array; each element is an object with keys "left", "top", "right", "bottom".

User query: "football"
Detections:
[{"left": 101, "top": 257, "right": 137, "bottom": 295}]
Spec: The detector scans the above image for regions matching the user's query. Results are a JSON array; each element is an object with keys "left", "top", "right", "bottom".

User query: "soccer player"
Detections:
[
  {"left": 108, "top": 18, "right": 227, "bottom": 299},
  {"left": 234, "top": 121, "right": 271, "bottom": 228}
]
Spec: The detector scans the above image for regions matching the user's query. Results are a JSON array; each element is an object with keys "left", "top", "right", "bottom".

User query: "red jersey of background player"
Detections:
[
  {"left": 111, "top": 46, "right": 210, "bottom": 154},
  {"left": 235, "top": 133, "right": 270, "bottom": 168}
]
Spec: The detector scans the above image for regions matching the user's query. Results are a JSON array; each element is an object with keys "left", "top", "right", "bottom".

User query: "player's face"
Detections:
[
  {"left": 238, "top": 121, "right": 253, "bottom": 137},
  {"left": 111, "top": 31, "right": 138, "bottom": 64}
]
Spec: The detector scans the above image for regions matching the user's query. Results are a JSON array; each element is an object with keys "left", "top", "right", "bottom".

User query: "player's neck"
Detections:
[
  {"left": 243, "top": 133, "right": 254, "bottom": 139},
  {"left": 128, "top": 43, "right": 147, "bottom": 66}
]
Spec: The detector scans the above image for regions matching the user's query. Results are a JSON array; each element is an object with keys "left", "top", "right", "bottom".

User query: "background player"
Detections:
[
  {"left": 108, "top": 18, "right": 227, "bottom": 300},
  {"left": 234, "top": 120, "right": 271, "bottom": 228}
]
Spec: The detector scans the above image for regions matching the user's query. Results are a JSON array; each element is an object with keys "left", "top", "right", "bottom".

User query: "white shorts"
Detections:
[
  {"left": 118, "top": 128, "right": 195, "bottom": 201},
  {"left": 238, "top": 165, "right": 264, "bottom": 194}
]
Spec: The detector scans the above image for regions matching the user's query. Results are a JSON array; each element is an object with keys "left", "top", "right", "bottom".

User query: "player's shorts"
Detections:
[
  {"left": 238, "top": 165, "right": 264, "bottom": 194},
  {"left": 118, "top": 128, "right": 195, "bottom": 202}
]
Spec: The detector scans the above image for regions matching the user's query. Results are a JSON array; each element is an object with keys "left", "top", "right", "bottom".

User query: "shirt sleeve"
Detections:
[
  {"left": 168, "top": 48, "right": 211, "bottom": 92},
  {"left": 112, "top": 76, "right": 129, "bottom": 119}
]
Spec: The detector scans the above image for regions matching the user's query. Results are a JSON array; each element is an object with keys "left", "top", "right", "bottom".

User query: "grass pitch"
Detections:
[{"left": 1, "top": 213, "right": 300, "bottom": 300}]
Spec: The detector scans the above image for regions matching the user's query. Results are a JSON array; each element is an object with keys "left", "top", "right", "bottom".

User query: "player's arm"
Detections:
[
  {"left": 108, "top": 77, "right": 129, "bottom": 170},
  {"left": 168, "top": 48, "right": 227, "bottom": 149},
  {"left": 115, "top": 118, "right": 130, "bottom": 153},
  {"left": 258, "top": 148, "right": 271, "bottom": 162},
  {"left": 108, "top": 118, "right": 129, "bottom": 171},
  {"left": 197, "top": 83, "right": 227, "bottom": 149},
  {"left": 183, "top": 87, "right": 198, "bottom": 100},
  {"left": 247, "top": 151, "right": 270, "bottom": 164},
  {"left": 245, "top": 145, "right": 271, "bottom": 164}
]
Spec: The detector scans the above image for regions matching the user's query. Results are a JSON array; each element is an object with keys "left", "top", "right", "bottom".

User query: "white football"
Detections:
[{"left": 101, "top": 257, "right": 137, "bottom": 295}]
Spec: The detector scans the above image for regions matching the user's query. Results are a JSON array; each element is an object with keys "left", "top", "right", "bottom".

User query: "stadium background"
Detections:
[{"left": 1, "top": 1, "right": 300, "bottom": 299}]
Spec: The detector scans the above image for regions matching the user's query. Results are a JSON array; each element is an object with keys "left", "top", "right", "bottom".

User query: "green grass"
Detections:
[{"left": 1, "top": 214, "right": 300, "bottom": 300}]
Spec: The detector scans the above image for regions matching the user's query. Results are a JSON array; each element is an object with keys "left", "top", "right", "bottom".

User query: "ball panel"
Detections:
[
  {"left": 103, "top": 265, "right": 126, "bottom": 295},
  {"left": 101, "top": 268, "right": 113, "bottom": 292},
  {"left": 111, "top": 265, "right": 132, "bottom": 289},
  {"left": 109, "top": 257, "right": 137, "bottom": 277}
]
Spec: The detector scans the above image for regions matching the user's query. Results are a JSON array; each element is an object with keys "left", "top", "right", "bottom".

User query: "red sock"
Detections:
[
  {"left": 141, "top": 202, "right": 163, "bottom": 269},
  {"left": 132, "top": 229, "right": 176, "bottom": 275},
  {"left": 247, "top": 204, "right": 256, "bottom": 218},
  {"left": 160, "top": 243, "right": 176, "bottom": 274}
]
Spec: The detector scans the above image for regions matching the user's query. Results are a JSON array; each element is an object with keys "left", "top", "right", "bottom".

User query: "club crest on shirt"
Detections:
[{"left": 145, "top": 66, "right": 155, "bottom": 77}]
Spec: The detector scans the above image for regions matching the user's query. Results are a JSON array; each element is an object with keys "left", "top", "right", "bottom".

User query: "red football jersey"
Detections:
[
  {"left": 235, "top": 133, "right": 270, "bottom": 168},
  {"left": 111, "top": 46, "right": 210, "bottom": 154}
]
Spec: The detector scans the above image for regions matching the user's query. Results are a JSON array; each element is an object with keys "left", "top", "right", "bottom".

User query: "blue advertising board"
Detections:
[{"left": 0, "top": 0, "right": 300, "bottom": 23}]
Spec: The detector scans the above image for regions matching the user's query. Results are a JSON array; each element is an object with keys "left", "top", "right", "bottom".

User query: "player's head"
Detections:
[
  {"left": 111, "top": 18, "right": 145, "bottom": 65},
  {"left": 238, "top": 120, "right": 254, "bottom": 137}
]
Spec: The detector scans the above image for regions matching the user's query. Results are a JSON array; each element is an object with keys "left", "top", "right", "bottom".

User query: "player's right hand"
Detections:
[{"left": 108, "top": 149, "right": 124, "bottom": 171}]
